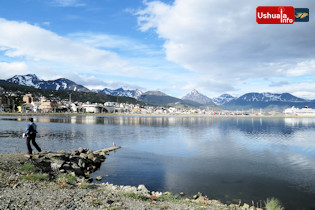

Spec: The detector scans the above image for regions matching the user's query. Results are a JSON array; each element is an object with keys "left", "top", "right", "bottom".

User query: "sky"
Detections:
[{"left": 0, "top": 0, "right": 315, "bottom": 99}]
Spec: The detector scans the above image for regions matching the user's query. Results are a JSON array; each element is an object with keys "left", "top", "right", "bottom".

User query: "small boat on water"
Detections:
[{"left": 284, "top": 106, "right": 315, "bottom": 116}]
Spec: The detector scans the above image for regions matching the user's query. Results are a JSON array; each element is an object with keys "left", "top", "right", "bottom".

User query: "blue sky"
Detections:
[{"left": 0, "top": 0, "right": 315, "bottom": 99}]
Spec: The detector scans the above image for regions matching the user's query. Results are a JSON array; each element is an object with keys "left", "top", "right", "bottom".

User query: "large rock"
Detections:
[
  {"left": 31, "top": 146, "right": 121, "bottom": 178},
  {"left": 137, "top": 184, "right": 150, "bottom": 195},
  {"left": 51, "top": 159, "right": 65, "bottom": 171}
]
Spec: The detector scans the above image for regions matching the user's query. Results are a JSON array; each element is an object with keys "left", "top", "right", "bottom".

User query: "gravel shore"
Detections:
[{"left": 0, "top": 153, "right": 260, "bottom": 209}]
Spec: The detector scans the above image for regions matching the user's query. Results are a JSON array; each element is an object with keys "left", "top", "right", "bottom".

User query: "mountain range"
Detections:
[
  {"left": 95, "top": 88, "right": 143, "bottom": 99},
  {"left": 222, "top": 92, "right": 312, "bottom": 109},
  {"left": 4, "top": 74, "right": 315, "bottom": 109},
  {"left": 7, "top": 74, "right": 90, "bottom": 92},
  {"left": 139, "top": 91, "right": 205, "bottom": 107}
]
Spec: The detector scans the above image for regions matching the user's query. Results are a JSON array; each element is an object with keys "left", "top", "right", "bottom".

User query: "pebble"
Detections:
[{"left": 95, "top": 176, "right": 102, "bottom": 181}]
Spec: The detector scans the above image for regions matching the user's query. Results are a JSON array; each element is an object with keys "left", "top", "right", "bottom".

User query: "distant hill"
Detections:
[
  {"left": 139, "top": 91, "right": 203, "bottom": 107},
  {"left": 7, "top": 74, "right": 90, "bottom": 92},
  {"left": 182, "top": 89, "right": 214, "bottom": 105},
  {"left": 139, "top": 92, "right": 181, "bottom": 106}
]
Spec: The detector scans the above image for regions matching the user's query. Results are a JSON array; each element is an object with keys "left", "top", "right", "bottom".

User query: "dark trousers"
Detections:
[{"left": 26, "top": 134, "right": 41, "bottom": 154}]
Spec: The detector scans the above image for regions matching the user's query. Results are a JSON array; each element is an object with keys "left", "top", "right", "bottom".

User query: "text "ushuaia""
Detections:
[{"left": 256, "top": 6, "right": 295, "bottom": 24}]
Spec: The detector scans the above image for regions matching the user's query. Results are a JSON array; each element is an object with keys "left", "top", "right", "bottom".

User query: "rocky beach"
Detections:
[{"left": 0, "top": 150, "right": 267, "bottom": 210}]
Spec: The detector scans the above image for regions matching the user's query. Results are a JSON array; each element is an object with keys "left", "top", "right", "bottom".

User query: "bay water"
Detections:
[{"left": 1, "top": 115, "right": 315, "bottom": 209}]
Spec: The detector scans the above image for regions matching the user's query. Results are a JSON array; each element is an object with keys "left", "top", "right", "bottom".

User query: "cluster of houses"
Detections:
[
  {"left": 14, "top": 93, "right": 221, "bottom": 115},
  {"left": 0, "top": 92, "right": 266, "bottom": 115},
  {"left": 0, "top": 87, "right": 16, "bottom": 112}
]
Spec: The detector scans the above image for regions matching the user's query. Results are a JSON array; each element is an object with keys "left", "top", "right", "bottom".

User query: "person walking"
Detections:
[{"left": 24, "top": 118, "right": 41, "bottom": 154}]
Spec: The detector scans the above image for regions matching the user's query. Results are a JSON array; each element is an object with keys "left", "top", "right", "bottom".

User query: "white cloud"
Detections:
[
  {"left": 293, "top": 91, "right": 315, "bottom": 100},
  {"left": 0, "top": 18, "right": 192, "bottom": 97},
  {"left": 51, "top": 0, "right": 85, "bottom": 7},
  {"left": 136, "top": 0, "right": 315, "bottom": 91},
  {"left": 68, "top": 32, "right": 162, "bottom": 56},
  {"left": 0, "top": 18, "right": 190, "bottom": 92},
  {"left": 265, "top": 83, "right": 315, "bottom": 100},
  {"left": 180, "top": 78, "right": 237, "bottom": 97},
  {"left": 64, "top": 73, "right": 146, "bottom": 90},
  {"left": 269, "top": 81, "right": 290, "bottom": 87},
  {"left": 286, "top": 60, "right": 315, "bottom": 76},
  {"left": 0, "top": 18, "right": 136, "bottom": 75},
  {"left": 0, "top": 62, "right": 29, "bottom": 79}
]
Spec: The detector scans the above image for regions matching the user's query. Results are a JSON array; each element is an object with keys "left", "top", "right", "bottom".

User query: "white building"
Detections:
[
  {"left": 284, "top": 106, "right": 315, "bottom": 116},
  {"left": 82, "top": 104, "right": 106, "bottom": 113}
]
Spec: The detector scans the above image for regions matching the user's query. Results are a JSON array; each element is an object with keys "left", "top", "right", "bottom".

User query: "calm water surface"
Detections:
[{"left": 1, "top": 115, "right": 315, "bottom": 209}]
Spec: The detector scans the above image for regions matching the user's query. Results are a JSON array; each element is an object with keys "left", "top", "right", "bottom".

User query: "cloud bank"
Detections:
[
  {"left": 0, "top": 18, "right": 128, "bottom": 70},
  {"left": 136, "top": 0, "right": 315, "bottom": 96}
]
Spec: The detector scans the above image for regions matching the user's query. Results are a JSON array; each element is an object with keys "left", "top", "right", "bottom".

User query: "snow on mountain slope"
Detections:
[
  {"left": 97, "top": 88, "right": 143, "bottom": 99},
  {"left": 182, "top": 89, "right": 213, "bottom": 105},
  {"left": 6, "top": 74, "right": 89, "bottom": 92},
  {"left": 212, "top": 94, "right": 236, "bottom": 105}
]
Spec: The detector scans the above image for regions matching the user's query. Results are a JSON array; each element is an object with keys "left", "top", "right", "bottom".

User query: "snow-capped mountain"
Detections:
[
  {"left": 6, "top": 74, "right": 144, "bottom": 99},
  {"left": 236, "top": 92, "right": 306, "bottom": 103},
  {"left": 142, "top": 91, "right": 169, "bottom": 96},
  {"left": 5, "top": 74, "right": 314, "bottom": 108},
  {"left": 223, "top": 92, "right": 309, "bottom": 109},
  {"left": 182, "top": 89, "right": 214, "bottom": 105},
  {"left": 97, "top": 88, "right": 143, "bottom": 99},
  {"left": 212, "top": 94, "right": 236, "bottom": 105},
  {"left": 7, "top": 74, "right": 41, "bottom": 88},
  {"left": 6, "top": 74, "right": 90, "bottom": 92}
]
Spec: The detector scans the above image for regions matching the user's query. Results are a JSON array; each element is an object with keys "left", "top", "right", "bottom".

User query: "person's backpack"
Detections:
[{"left": 28, "top": 123, "right": 37, "bottom": 135}]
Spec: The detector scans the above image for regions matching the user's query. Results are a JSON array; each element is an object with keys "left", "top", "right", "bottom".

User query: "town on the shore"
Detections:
[
  {"left": 0, "top": 91, "right": 258, "bottom": 115},
  {"left": 1, "top": 87, "right": 315, "bottom": 116}
]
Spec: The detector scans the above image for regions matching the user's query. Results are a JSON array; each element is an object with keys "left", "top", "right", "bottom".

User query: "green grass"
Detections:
[
  {"left": 91, "top": 199, "right": 102, "bottom": 207},
  {"left": 56, "top": 174, "right": 77, "bottom": 187},
  {"left": 155, "top": 193, "right": 179, "bottom": 202},
  {"left": 78, "top": 183, "right": 90, "bottom": 189},
  {"left": 265, "top": 198, "right": 284, "bottom": 210},
  {"left": 20, "top": 164, "right": 35, "bottom": 172},
  {"left": 19, "top": 173, "right": 49, "bottom": 182},
  {"left": 123, "top": 193, "right": 151, "bottom": 201},
  {"left": 123, "top": 192, "right": 180, "bottom": 203}
]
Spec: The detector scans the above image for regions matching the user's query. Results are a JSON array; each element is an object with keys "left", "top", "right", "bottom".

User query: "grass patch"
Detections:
[
  {"left": 20, "top": 164, "right": 35, "bottom": 172},
  {"left": 78, "top": 183, "right": 90, "bottom": 189},
  {"left": 124, "top": 193, "right": 151, "bottom": 201},
  {"left": 265, "top": 197, "right": 284, "bottom": 210},
  {"left": 56, "top": 174, "right": 77, "bottom": 188},
  {"left": 19, "top": 173, "right": 49, "bottom": 182},
  {"left": 91, "top": 199, "right": 102, "bottom": 207},
  {"left": 123, "top": 192, "right": 181, "bottom": 203},
  {"left": 156, "top": 193, "right": 179, "bottom": 202}
]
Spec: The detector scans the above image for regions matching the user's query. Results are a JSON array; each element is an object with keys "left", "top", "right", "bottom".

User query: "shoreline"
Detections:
[
  {"left": 0, "top": 152, "right": 268, "bottom": 209},
  {"left": 1, "top": 112, "right": 315, "bottom": 118}
]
